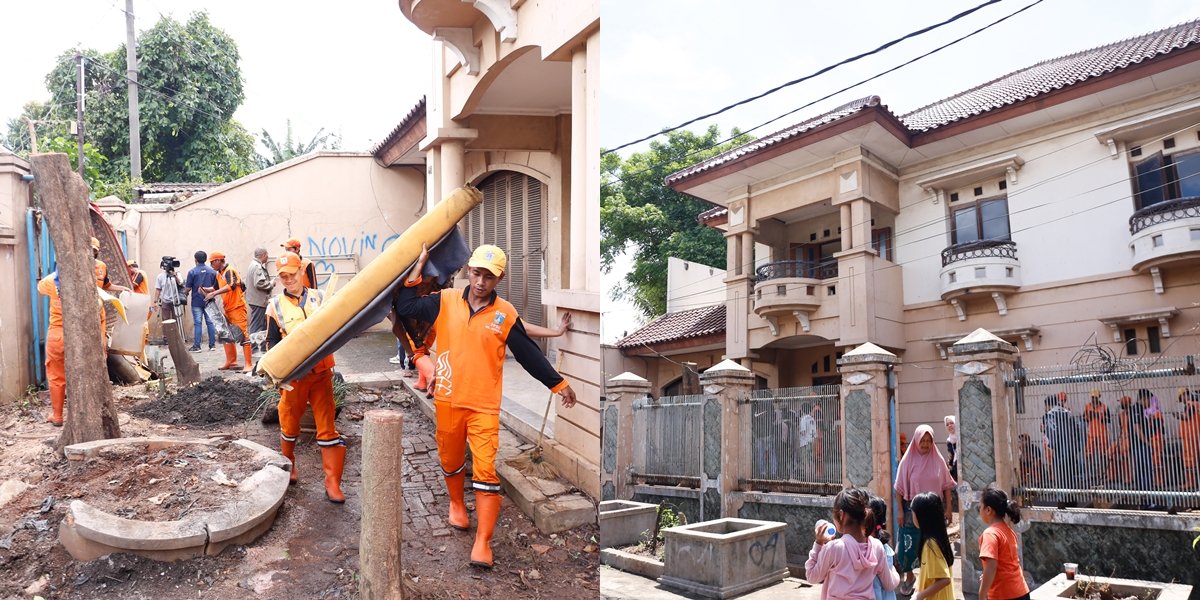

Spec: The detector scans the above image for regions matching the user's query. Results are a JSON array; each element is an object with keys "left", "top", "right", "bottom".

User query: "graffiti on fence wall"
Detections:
[{"left": 304, "top": 232, "right": 401, "bottom": 285}]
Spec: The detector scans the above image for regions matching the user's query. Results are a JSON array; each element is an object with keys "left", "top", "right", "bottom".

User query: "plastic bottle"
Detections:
[{"left": 815, "top": 519, "right": 837, "bottom": 538}]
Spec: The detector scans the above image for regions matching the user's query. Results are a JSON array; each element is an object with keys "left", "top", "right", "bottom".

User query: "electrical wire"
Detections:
[{"left": 603, "top": 0, "right": 1009, "bottom": 156}]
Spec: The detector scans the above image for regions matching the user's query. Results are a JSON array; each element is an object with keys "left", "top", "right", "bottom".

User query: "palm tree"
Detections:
[{"left": 256, "top": 119, "right": 341, "bottom": 169}]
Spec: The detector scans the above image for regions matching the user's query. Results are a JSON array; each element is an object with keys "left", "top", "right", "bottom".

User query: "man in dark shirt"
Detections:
[{"left": 183, "top": 250, "right": 218, "bottom": 351}]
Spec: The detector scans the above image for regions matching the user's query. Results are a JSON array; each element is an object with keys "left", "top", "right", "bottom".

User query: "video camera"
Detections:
[{"left": 161, "top": 256, "right": 181, "bottom": 271}]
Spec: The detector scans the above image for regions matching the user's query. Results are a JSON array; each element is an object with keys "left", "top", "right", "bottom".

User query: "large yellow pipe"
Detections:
[{"left": 257, "top": 186, "right": 483, "bottom": 384}]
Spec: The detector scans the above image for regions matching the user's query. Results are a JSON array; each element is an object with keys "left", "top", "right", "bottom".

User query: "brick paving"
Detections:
[{"left": 399, "top": 404, "right": 457, "bottom": 539}]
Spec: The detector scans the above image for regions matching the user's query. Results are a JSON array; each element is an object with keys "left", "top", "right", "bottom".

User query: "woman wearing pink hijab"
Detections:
[{"left": 893, "top": 423, "right": 957, "bottom": 593}]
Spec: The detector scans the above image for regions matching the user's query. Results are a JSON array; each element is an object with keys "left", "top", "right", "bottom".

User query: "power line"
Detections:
[
  {"left": 603, "top": 0, "right": 1009, "bottom": 156},
  {"left": 604, "top": 0, "right": 1048, "bottom": 189}
]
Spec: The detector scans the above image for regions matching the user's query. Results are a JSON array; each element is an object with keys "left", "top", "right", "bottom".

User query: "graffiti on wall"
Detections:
[{"left": 304, "top": 232, "right": 401, "bottom": 285}]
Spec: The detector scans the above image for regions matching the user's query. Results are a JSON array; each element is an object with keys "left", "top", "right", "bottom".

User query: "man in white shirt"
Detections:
[{"left": 796, "top": 402, "right": 817, "bottom": 480}]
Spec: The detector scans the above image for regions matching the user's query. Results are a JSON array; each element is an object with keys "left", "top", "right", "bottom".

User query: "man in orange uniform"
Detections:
[
  {"left": 281, "top": 238, "right": 319, "bottom": 290},
  {"left": 1175, "top": 389, "right": 1200, "bottom": 489},
  {"left": 265, "top": 252, "right": 346, "bottom": 503},
  {"left": 37, "top": 271, "right": 106, "bottom": 426},
  {"left": 1082, "top": 389, "right": 1111, "bottom": 485},
  {"left": 205, "top": 252, "right": 253, "bottom": 372},
  {"left": 127, "top": 260, "right": 149, "bottom": 294},
  {"left": 394, "top": 244, "right": 577, "bottom": 569},
  {"left": 90, "top": 237, "right": 128, "bottom": 295}
]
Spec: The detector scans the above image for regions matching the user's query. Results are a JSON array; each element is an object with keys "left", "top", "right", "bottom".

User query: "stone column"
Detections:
[
  {"left": 699, "top": 359, "right": 754, "bottom": 521},
  {"left": 440, "top": 139, "right": 466, "bottom": 201},
  {"left": 948, "top": 328, "right": 1017, "bottom": 597},
  {"left": 570, "top": 45, "right": 588, "bottom": 290},
  {"left": 603, "top": 372, "right": 651, "bottom": 501},
  {"left": 837, "top": 342, "right": 899, "bottom": 505}
]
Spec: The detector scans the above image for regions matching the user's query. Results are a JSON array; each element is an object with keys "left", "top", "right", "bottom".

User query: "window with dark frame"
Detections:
[
  {"left": 1133, "top": 149, "right": 1200, "bottom": 209},
  {"left": 951, "top": 196, "right": 1010, "bottom": 245}
]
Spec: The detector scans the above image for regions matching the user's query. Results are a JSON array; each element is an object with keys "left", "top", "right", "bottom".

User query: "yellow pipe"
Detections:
[{"left": 257, "top": 186, "right": 483, "bottom": 384}]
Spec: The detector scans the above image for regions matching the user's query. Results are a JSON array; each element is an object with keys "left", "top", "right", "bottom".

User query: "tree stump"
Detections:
[
  {"left": 160, "top": 303, "right": 201, "bottom": 387},
  {"left": 30, "top": 153, "right": 121, "bottom": 448},
  {"left": 359, "top": 409, "right": 404, "bottom": 599}
]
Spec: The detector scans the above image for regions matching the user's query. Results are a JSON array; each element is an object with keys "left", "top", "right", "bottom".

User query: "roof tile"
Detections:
[{"left": 616, "top": 304, "right": 726, "bottom": 349}]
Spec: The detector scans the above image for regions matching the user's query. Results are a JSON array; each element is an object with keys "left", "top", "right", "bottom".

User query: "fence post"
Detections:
[
  {"left": 837, "top": 342, "right": 900, "bottom": 506},
  {"left": 603, "top": 372, "right": 651, "bottom": 501},
  {"left": 948, "top": 329, "right": 1017, "bottom": 598},
  {"left": 699, "top": 359, "right": 754, "bottom": 520}
]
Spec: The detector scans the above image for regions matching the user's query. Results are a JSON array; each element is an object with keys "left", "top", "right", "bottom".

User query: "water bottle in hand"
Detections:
[{"left": 815, "top": 519, "right": 837, "bottom": 538}]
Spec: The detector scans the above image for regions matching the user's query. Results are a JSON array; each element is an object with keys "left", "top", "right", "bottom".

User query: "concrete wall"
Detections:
[
  {"left": 666, "top": 257, "right": 724, "bottom": 314},
  {"left": 0, "top": 154, "right": 35, "bottom": 404}
]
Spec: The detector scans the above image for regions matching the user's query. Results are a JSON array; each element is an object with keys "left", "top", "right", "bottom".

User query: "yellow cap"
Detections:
[
  {"left": 276, "top": 252, "right": 302, "bottom": 274},
  {"left": 468, "top": 244, "right": 507, "bottom": 277}
]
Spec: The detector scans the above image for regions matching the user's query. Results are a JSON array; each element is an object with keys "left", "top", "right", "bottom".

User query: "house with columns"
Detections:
[
  {"left": 665, "top": 18, "right": 1200, "bottom": 434},
  {"left": 385, "top": 0, "right": 601, "bottom": 496}
]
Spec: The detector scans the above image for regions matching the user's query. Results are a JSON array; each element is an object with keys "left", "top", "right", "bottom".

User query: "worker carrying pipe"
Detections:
[{"left": 393, "top": 242, "right": 577, "bottom": 569}]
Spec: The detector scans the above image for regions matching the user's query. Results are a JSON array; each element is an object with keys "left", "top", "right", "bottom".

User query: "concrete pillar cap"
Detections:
[
  {"left": 844, "top": 342, "right": 896, "bottom": 357},
  {"left": 953, "top": 328, "right": 1006, "bottom": 346},
  {"left": 608, "top": 371, "right": 649, "bottom": 383},
  {"left": 703, "top": 359, "right": 751, "bottom": 373}
]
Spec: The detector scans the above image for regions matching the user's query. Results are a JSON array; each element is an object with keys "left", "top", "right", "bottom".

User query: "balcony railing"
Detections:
[
  {"left": 941, "top": 239, "right": 1017, "bottom": 267},
  {"left": 1129, "top": 196, "right": 1200, "bottom": 235},
  {"left": 755, "top": 259, "right": 838, "bottom": 282}
]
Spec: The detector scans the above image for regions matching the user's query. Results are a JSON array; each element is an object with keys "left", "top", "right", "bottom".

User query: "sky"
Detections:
[
  {"left": 1, "top": 0, "right": 431, "bottom": 154},
  {"left": 599, "top": 0, "right": 1200, "bottom": 343}
]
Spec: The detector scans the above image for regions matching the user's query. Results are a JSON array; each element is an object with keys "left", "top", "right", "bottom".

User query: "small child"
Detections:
[
  {"left": 868, "top": 495, "right": 897, "bottom": 600},
  {"left": 978, "top": 487, "right": 1030, "bottom": 600},
  {"left": 806, "top": 488, "right": 900, "bottom": 600},
  {"left": 909, "top": 492, "right": 955, "bottom": 600}
]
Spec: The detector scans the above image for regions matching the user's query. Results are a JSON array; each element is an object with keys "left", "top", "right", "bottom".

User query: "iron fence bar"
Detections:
[
  {"left": 1017, "top": 487, "right": 1200, "bottom": 499},
  {"left": 1005, "top": 364, "right": 1192, "bottom": 388},
  {"left": 633, "top": 474, "right": 701, "bottom": 488}
]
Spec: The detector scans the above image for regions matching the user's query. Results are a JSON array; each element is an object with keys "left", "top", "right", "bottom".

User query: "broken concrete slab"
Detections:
[
  {"left": 600, "top": 547, "right": 664, "bottom": 580},
  {"left": 0, "top": 479, "right": 31, "bottom": 508}
]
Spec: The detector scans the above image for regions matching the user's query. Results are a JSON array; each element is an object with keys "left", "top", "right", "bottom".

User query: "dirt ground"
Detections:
[{"left": 0, "top": 375, "right": 599, "bottom": 599}]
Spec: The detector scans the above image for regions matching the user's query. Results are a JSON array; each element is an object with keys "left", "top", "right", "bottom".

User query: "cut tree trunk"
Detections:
[
  {"left": 359, "top": 410, "right": 404, "bottom": 599},
  {"left": 160, "top": 303, "right": 200, "bottom": 387},
  {"left": 107, "top": 354, "right": 141, "bottom": 385},
  {"left": 31, "top": 153, "right": 121, "bottom": 449}
]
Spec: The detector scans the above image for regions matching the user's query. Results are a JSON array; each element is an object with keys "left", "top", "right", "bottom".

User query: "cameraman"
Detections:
[{"left": 152, "top": 257, "right": 185, "bottom": 339}]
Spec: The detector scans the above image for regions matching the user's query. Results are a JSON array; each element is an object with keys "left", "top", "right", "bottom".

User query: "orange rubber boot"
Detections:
[
  {"left": 280, "top": 439, "right": 298, "bottom": 485},
  {"left": 48, "top": 394, "right": 64, "bottom": 427},
  {"left": 469, "top": 491, "right": 501, "bottom": 568},
  {"left": 242, "top": 344, "right": 254, "bottom": 373},
  {"left": 445, "top": 472, "right": 470, "bottom": 531},
  {"left": 321, "top": 445, "right": 346, "bottom": 503},
  {"left": 219, "top": 343, "right": 238, "bottom": 369}
]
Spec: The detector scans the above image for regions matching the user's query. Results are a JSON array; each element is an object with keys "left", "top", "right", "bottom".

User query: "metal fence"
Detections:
[
  {"left": 746, "top": 385, "right": 842, "bottom": 493},
  {"left": 631, "top": 394, "right": 703, "bottom": 485},
  {"left": 1009, "top": 354, "right": 1200, "bottom": 510}
]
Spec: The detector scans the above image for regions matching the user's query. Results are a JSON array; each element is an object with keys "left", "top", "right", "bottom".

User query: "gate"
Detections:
[{"left": 1008, "top": 354, "right": 1200, "bottom": 510}]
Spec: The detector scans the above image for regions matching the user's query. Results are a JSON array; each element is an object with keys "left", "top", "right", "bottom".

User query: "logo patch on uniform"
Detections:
[{"left": 493, "top": 313, "right": 506, "bottom": 326}]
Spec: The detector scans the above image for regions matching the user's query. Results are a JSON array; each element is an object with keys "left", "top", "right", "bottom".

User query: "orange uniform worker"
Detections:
[
  {"left": 265, "top": 252, "right": 346, "bottom": 503},
  {"left": 127, "top": 261, "right": 150, "bottom": 294},
  {"left": 281, "top": 238, "right": 319, "bottom": 290},
  {"left": 37, "top": 271, "right": 106, "bottom": 426},
  {"left": 394, "top": 244, "right": 577, "bottom": 569},
  {"left": 1082, "top": 389, "right": 1111, "bottom": 482},
  {"left": 205, "top": 252, "right": 253, "bottom": 372},
  {"left": 1176, "top": 389, "right": 1200, "bottom": 489}
]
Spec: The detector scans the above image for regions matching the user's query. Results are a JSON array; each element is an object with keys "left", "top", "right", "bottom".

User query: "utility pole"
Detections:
[
  {"left": 75, "top": 51, "right": 85, "bottom": 179},
  {"left": 21, "top": 117, "right": 39, "bottom": 153},
  {"left": 125, "top": 0, "right": 141, "bottom": 180}
]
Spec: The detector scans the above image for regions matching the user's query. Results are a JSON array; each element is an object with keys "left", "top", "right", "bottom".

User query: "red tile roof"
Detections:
[
  {"left": 616, "top": 304, "right": 726, "bottom": 349},
  {"left": 371, "top": 96, "right": 427, "bottom": 157},
  {"left": 902, "top": 18, "right": 1200, "bottom": 132},
  {"left": 668, "top": 18, "right": 1200, "bottom": 186},
  {"left": 697, "top": 205, "right": 728, "bottom": 224}
]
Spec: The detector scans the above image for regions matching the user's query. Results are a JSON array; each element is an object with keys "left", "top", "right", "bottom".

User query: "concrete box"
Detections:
[
  {"left": 1031, "top": 574, "right": 1193, "bottom": 600},
  {"left": 660, "top": 518, "right": 789, "bottom": 599},
  {"left": 599, "top": 500, "right": 659, "bottom": 548}
]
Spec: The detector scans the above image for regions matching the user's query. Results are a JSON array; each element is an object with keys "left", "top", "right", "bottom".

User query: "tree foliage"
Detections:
[
  {"left": 256, "top": 119, "right": 342, "bottom": 169},
  {"left": 601, "top": 126, "right": 754, "bottom": 317},
  {"left": 2, "top": 12, "right": 255, "bottom": 196}
]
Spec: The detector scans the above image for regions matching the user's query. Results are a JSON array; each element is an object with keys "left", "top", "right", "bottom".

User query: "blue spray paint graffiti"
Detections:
[{"left": 304, "top": 232, "right": 401, "bottom": 285}]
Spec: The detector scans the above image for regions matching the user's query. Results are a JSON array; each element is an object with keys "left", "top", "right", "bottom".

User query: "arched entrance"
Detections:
[{"left": 466, "top": 171, "right": 546, "bottom": 329}]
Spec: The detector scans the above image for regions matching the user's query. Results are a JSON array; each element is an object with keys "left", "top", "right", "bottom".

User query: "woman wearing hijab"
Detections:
[
  {"left": 1138, "top": 389, "right": 1166, "bottom": 488},
  {"left": 893, "top": 424, "right": 957, "bottom": 594}
]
